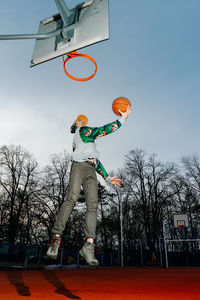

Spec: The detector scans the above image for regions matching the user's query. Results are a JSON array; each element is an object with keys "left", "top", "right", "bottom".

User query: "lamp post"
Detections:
[{"left": 119, "top": 192, "right": 124, "bottom": 267}]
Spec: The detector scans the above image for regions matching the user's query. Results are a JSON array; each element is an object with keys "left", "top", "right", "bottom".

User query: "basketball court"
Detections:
[
  {"left": 0, "top": 2, "right": 199, "bottom": 300},
  {"left": 0, "top": 267, "right": 200, "bottom": 300}
]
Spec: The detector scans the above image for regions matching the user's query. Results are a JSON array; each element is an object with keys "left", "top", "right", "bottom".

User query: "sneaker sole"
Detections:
[{"left": 44, "top": 253, "right": 58, "bottom": 260}]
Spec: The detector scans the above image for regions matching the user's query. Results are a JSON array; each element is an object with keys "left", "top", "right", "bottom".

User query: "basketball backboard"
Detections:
[
  {"left": 173, "top": 214, "right": 189, "bottom": 228},
  {"left": 30, "top": 0, "right": 109, "bottom": 67}
]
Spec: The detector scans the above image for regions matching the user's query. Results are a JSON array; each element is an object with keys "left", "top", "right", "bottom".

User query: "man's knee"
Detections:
[
  {"left": 65, "top": 192, "right": 79, "bottom": 206},
  {"left": 87, "top": 200, "right": 98, "bottom": 212}
]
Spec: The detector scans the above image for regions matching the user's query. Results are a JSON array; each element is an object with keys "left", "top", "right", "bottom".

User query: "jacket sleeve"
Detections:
[
  {"left": 95, "top": 160, "right": 110, "bottom": 181},
  {"left": 80, "top": 117, "right": 125, "bottom": 142}
]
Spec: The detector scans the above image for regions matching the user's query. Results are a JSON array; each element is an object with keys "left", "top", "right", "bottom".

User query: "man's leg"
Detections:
[
  {"left": 46, "top": 162, "right": 82, "bottom": 259},
  {"left": 79, "top": 165, "right": 99, "bottom": 266},
  {"left": 83, "top": 176, "right": 98, "bottom": 240}
]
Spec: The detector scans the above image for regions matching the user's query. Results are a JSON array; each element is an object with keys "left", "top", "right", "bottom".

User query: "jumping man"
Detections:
[{"left": 46, "top": 105, "right": 131, "bottom": 266}]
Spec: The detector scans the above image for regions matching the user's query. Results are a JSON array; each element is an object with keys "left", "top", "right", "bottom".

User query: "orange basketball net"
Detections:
[{"left": 62, "top": 51, "right": 97, "bottom": 81}]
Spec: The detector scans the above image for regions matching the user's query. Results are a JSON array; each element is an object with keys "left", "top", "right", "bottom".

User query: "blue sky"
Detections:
[{"left": 0, "top": 0, "right": 200, "bottom": 174}]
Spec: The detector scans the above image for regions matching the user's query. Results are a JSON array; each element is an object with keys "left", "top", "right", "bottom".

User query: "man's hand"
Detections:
[
  {"left": 119, "top": 105, "right": 132, "bottom": 120},
  {"left": 110, "top": 176, "right": 124, "bottom": 188}
]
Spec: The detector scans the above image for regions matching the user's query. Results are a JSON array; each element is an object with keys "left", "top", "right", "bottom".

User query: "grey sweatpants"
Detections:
[{"left": 52, "top": 161, "right": 98, "bottom": 239}]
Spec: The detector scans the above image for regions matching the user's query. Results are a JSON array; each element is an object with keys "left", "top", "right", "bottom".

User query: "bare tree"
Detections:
[
  {"left": 36, "top": 151, "right": 71, "bottom": 241},
  {"left": 170, "top": 156, "right": 200, "bottom": 240},
  {"left": 182, "top": 154, "right": 200, "bottom": 194},
  {"left": 96, "top": 183, "right": 116, "bottom": 250},
  {"left": 0, "top": 145, "right": 38, "bottom": 243},
  {"left": 123, "top": 149, "right": 176, "bottom": 255}
]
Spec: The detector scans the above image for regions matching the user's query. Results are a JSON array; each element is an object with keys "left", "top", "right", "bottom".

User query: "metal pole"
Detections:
[
  {"left": 24, "top": 247, "right": 28, "bottom": 270},
  {"left": 159, "top": 238, "right": 163, "bottom": 268},
  {"left": 77, "top": 251, "right": 80, "bottom": 268},
  {"left": 120, "top": 193, "right": 124, "bottom": 267},
  {"left": 140, "top": 241, "right": 143, "bottom": 267},
  {"left": 163, "top": 220, "right": 169, "bottom": 268},
  {"left": 0, "top": 29, "right": 61, "bottom": 40},
  {"left": 164, "top": 239, "right": 168, "bottom": 268},
  {"left": 54, "top": 0, "right": 72, "bottom": 27},
  {"left": 60, "top": 247, "right": 64, "bottom": 267}
]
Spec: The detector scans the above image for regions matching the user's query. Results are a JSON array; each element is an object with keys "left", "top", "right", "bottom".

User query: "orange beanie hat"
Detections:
[{"left": 76, "top": 114, "right": 88, "bottom": 125}]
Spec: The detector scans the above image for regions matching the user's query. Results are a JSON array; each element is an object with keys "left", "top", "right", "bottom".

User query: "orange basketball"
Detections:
[{"left": 112, "top": 97, "right": 131, "bottom": 116}]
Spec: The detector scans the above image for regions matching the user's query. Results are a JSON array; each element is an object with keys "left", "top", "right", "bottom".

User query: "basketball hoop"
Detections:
[
  {"left": 62, "top": 51, "right": 97, "bottom": 81},
  {"left": 177, "top": 220, "right": 186, "bottom": 228},
  {"left": 177, "top": 224, "right": 185, "bottom": 228}
]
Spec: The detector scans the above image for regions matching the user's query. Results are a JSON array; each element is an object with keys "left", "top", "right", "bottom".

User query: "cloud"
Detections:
[{"left": 0, "top": 101, "right": 72, "bottom": 167}]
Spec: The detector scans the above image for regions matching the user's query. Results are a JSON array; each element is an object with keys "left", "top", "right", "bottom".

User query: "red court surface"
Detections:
[{"left": 0, "top": 267, "right": 200, "bottom": 300}]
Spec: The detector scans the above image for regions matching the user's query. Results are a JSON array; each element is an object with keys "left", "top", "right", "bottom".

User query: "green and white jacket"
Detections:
[{"left": 71, "top": 117, "right": 125, "bottom": 181}]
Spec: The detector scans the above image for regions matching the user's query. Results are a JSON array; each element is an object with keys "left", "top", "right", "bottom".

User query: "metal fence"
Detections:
[
  {"left": 1, "top": 239, "right": 200, "bottom": 269},
  {"left": 0, "top": 241, "right": 161, "bottom": 270},
  {"left": 164, "top": 239, "right": 200, "bottom": 268}
]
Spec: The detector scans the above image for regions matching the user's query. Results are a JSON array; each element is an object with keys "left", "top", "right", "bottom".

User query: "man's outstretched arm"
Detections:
[
  {"left": 80, "top": 105, "right": 132, "bottom": 142},
  {"left": 95, "top": 160, "right": 123, "bottom": 188}
]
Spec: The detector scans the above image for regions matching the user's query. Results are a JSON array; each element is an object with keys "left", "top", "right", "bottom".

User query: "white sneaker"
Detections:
[
  {"left": 79, "top": 242, "right": 99, "bottom": 267},
  {"left": 46, "top": 235, "right": 61, "bottom": 260}
]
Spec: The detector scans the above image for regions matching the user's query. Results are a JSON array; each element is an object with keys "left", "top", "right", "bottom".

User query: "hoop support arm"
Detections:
[{"left": 0, "top": 28, "right": 62, "bottom": 40}]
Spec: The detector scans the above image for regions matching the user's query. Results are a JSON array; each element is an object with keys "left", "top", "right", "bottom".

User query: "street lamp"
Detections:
[
  {"left": 111, "top": 182, "right": 125, "bottom": 268},
  {"left": 119, "top": 192, "right": 124, "bottom": 267}
]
